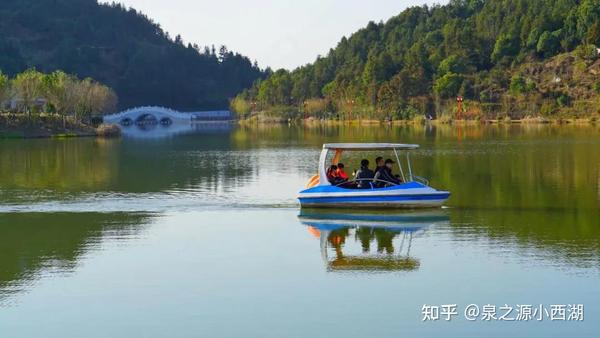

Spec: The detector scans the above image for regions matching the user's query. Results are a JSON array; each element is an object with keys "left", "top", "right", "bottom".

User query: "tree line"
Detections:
[
  {"left": 0, "top": 69, "right": 117, "bottom": 120},
  {"left": 0, "top": 0, "right": 266, "bottom": 110},
  {"left": 233, "top": 0, "right": 600, "bottom": 120}
]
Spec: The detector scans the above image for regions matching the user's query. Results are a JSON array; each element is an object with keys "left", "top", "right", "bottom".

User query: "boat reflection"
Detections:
[{"left": 299, "top": 210, "right": 449, "bottom": 272}]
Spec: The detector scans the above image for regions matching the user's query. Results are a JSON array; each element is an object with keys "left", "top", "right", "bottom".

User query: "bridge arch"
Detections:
[{"left": 103, "top": 106, "right": 233, "bottom": 126}]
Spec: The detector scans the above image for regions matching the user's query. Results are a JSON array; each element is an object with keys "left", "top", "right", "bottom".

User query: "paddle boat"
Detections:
[{"left": 297, "top": 143, "right": 450, "bottom": 208}]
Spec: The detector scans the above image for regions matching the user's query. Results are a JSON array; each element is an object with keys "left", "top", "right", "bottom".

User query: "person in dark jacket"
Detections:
[
  {"left": 374, "top": 156, "right": 385, "bottom": 175},
  {"left": 373, "top": 159, "right": 402, "bottom": 187},
  {"left": 354, "top": 159, "right": 374, "bottom": 188}
]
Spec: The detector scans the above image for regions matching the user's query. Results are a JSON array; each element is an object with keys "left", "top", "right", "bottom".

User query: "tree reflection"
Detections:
[
  {"left": 0, "top": 212, "right": 152, "bottom": 302},
  {"left": 448, "top": 208, "right": 600, "bottom": 269},
  {"left": 0, "top": 133, "right": 255, "bottom": 201}
]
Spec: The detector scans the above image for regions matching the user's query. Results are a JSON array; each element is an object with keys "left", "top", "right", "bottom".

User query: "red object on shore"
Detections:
[{"left": 456, "top": 96, "right": 464, "bottom": 120}]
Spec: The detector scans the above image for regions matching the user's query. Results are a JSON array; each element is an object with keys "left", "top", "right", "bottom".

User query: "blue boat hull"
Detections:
[{"left": 297, "top": 181, "right": 450, "bottom": 209}]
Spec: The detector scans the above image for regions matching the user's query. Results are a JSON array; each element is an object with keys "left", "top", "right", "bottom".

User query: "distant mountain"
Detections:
[
  {"left": 0, "top": 0, "right": 266, "bottom": 110},
  {"left": 234, "top": 0, "right": 600, "bottom": 120}
]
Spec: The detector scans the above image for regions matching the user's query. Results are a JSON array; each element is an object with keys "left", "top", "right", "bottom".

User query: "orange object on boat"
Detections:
[{"left": 306, "top": 174, "right": 320, "bottom": 188}]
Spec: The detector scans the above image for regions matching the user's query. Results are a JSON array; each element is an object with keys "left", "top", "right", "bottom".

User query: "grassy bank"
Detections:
[
  {"left": 0, "top": 113, "right": 119, "bottom": 139},
  {"left": 237, "top": 110, "right": 599, "bottom": 126}
]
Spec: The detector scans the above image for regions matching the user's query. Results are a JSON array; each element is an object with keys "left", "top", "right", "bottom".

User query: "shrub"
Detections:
[
  {"left": 575, "top": 44, "right": 599, "bottom": 60},
  {"left": 230, "top": 97, "right": 252, "bottom": 116},
  {"left": 96, "top": 123, "right": 121, "bottom": 137},
  {"left": 396, "top": 105, "right": 419, "bottom": 120},
  {"left": 412, "top": 115, "right": 427, "bottom": 125},
  {"left": 303, "top": 98, "right": 328, "bottom": 117},
  {"left": 556, "top": 93, "right": 571, "bottom": 107},
  {"left": 509, "top": 76, "right": 527, "bottom": 95},
  {"left": 540, "top": 101, "right": 558, "bottom": 116},
  {"left": 438, "top": 113, "right": 453, "bottom": 124}
]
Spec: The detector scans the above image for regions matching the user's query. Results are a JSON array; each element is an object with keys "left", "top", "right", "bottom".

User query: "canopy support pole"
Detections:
[
  {"left": 332, "top": 149, "right": 343, "bottom": 164},
  {"left": 406, "top": 152, "right": 413, "bottom": 182},
  {"left": 318, "top": 149, "right": 330, "bottom": 186},
  {"left": 393, "top": 148, "right": 406, "bottom": 182}
]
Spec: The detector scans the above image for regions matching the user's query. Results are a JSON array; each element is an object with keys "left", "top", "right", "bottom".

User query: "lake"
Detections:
[{"left": 0, "top": 123, "right": 599, "bottom": 337}]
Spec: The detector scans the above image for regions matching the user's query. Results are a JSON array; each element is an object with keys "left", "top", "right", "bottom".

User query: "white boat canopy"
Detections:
[
  {"left": 316, "top": 143, "right": 420, "bottom": 186},
  {"left": 323, "top": 143, "right": 419, "bottom": 151}
]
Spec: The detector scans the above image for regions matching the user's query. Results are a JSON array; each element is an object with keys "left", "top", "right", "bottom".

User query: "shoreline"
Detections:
[
  {"left": 0, "top": 113, "right": 122, "bottom": 139},
  {"left": 2, "top": 117, "right": 597, "bottom": 139},
  {"left": 238, "top": 116, "right": 599, "bottom": 126},
  {"left": 0, "top": 127, "right": 98, "bottom": 139},
  {"left": 0, "top": 130, "right": 98, "bottom": 139}
]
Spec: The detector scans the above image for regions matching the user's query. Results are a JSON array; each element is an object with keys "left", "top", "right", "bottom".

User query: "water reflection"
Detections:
[
  {"left": 0, "top": 124, "right": 597, "bottom": 211},
  {"left": 299, "top": 210, "right": 450, "bottom": 272},
  {"left": 0, "top": 124, "right": 598, "bottom": 337},
  {"left": 119, "top": 122, "right": 234, "bottom": 139},
  {"left": 0, "top": 132, "right": 259, "bottom": 207},
  {"left": 448, "top": 208, "right": 600, "bottom": 270},
  {"left": 0, "top": 124, "right": 597, "bottom": 265},
  {"left": 0, "top": 212, "right": 153, "bottom": 303}
]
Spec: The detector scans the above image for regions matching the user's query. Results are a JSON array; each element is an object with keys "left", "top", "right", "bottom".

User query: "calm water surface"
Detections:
[{"left": 0, "top": 124, "right": 599, "bottom": 337}]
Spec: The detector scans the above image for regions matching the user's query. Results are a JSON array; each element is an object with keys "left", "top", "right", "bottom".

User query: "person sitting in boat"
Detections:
[
  {"left": 326, "top": 164, "right": 338, "bottom": 181},
  {"left": 336, "top": 163, "right": 349, "bottom": 181},
  {"left": 374, "top": 156, "right": 385, "bottom": 175},
  {"left": 373, "top": 159, "right": 402, "bottom": 187},
  {"left": 326, "top": 164, "right": 346, "bottom": 185},
  {"left": 354, "top": 159, "right": 374, "bottom": 188}
]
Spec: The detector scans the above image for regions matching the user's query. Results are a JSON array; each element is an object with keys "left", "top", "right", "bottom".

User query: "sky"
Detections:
[{"left": 108, "top": 0, "right": 437, "bottom": 70}]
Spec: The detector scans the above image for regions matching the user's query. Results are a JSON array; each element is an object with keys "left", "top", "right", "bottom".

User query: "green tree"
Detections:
[
  {"left": 437, "top": 55, "right": 467, "bottom": 76},
  {"left": 71, "top": 78, "right": 117, "bottom": 120},
  {"left": 232, "top": 0, "right": 595, "bottom": 119},
  {"left": 526, "top": 28, "right": 542, "bottom": 49},
  {"left": 491, "top": 33, "right": 519, "bottom": 64},
  {"left": 537, "top": 31, "right": 561, "bottom": 57},
  {"left": 0, "top": 71, "right": 10, "bottom": 107},
  {"left": 257, "top": 69, "right": 292, "bottom": 106},
  {"left": 576, "top": 0, "right": 600, "bottom": 42},
  {"left": 12, "top": 69, "right": 44, "bottom": 115},
  {"left": 509, "top": 75, "right": 529, "bottom": 95},
  {"left": 230, "top": 97, "right": 251, "bottom": 116},
  {"left": 0, "top": 0, "right": 265, "bottom": 110},
  {"left": 586, "top": 22, "right": 600, "bottom": 45},
  {"left": 322, "top": 81, "right": 337, "bottom": 97},
  {"left": 41, "top": 71, "right": 75, "bottom": 116},
  {"left": 434, "top": 73, "right": 463, "bottom": 99},
  {"left": 376, "top": 70, "right": 416, "bottom": 117}
]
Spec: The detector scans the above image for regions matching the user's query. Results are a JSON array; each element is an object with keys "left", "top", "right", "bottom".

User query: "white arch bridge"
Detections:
[{"left": 103, "top": 106, "right": 233, "bottom": 126}]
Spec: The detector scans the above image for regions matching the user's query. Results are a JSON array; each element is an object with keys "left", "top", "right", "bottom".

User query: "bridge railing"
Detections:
[{"left": 103, "top": 106, "right": 234, "bottom": 123}]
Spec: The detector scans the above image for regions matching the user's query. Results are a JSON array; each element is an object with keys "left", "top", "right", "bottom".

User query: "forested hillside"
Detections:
[
  {"left": 233, "top": 0, "right": 600, "bottom": 120},
  {"left": 0, "top": 0, "right": 266, "bottom": 110}
]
